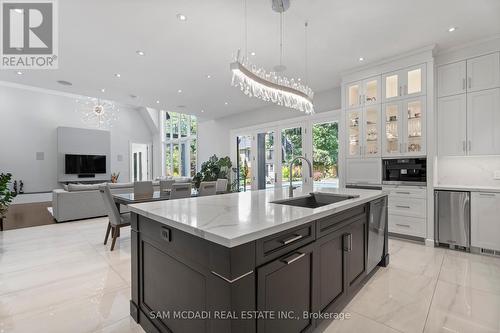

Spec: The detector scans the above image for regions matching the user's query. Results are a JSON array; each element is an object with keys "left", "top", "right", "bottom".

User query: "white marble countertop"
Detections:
[
  {"left": 434, "top": 185, "right": 500, "bottom": 193},
  {"left": 128, "top": 186, "right": 386, "bottom": 248}
]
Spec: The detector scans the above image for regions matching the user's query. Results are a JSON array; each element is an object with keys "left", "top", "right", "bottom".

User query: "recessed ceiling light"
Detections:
[
  {"left": 16, "top": 71, "right": 23, "bottom": 75},
  {"left": 358, "top": 57, "right": 365, "bottom": 62},
  {"left": 114, "top": 73, "right": 121, "bottom": 78},
  {"left": 136, "top": 50, "right": 145, "bottom": 56},
  {"left": 177, "top": 14, "right": 187, "bottom": 21},
  {"left": 250, "top": 51, "right": 256, "bottom": 56},
  {"left": 224, "top": 102, "right": 228, "bottom": 105},
  {"left": 448, "top": 27, "right": 457, "bottom": 32},
  {"left": 129, "top": 94, "right": 138, "bottom": 99},
  {"left": 156, "top": 100, "right": 160, "bottom": 104},
  {"left": 177, "top": 89, "right": 182, "bottom": 93},
  {"left": 206, "top": 75, "right": 211, "bottom": 79},
  {"left": 201, "top": 109, "right": 205, "bottom": 113},
  {"left": 57, "top": 80, "right": 73, "bottom": 86},
  {"left": 297, "top": 78, "right": 301, "bottom": 82},
  {"left": 101, "top": 88, "right": 105, "bottom": 93}
]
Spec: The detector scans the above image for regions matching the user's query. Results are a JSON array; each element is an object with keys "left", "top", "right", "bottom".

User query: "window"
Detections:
[{"left": 163, "top": 112, "right": 197, "bottom": 177}]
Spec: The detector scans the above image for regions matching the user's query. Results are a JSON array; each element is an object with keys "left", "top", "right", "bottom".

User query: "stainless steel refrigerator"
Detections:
[{"left": 435, "top": 190, "right": 470, "bottom": 248}]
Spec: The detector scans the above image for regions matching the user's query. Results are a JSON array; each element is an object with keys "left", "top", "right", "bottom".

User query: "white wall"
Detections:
[
  {"left": 0, "top": 83, "right": 153, "bottom": 193},
  {"left": 197, "top": 87, "right": 341, "bottom": 167}
]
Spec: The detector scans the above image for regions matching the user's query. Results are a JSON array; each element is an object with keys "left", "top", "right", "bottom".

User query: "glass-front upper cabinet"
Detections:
[
  {"left": 404, "top": 97, "right": 426, "bottom": 155},
  {"left": 347, "top": 109, "right": 362, "bottom": 158},
  {"left": 383, "top": 102, "right": 402, "bottom": 156},
  {"left": 383, "top": 65, "right": 426, "bottom": 102},
  {"left": 345, "top": 76, "right": 381, "bottom": 109},
  {"left": 363, "top": 105, "right": 381, "bottom": 157}
]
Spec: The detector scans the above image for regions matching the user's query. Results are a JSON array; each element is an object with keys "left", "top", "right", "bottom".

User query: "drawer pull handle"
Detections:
[
  {"left": 211, "top": 270, "right": 254, "bottom": 284},
  {"left": 479, "top": 193, "right": 496, "bottom": 197},
  {"left": 395, "top": 223, "right": 411, "bottom": 228},
  {"left": 281, "top": 234, "right": 303, "bottom": 245},
  {"left": 282, "top": 252, "right": 306, "bottom": 265},
  {"left": 395, "top": 192, "right": 411, "bottom": 195},
  {"left": 395, "top": 205, "right": 411, "bottom": 209}
]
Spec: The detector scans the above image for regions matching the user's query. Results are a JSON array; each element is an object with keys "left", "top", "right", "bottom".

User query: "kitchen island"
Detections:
[{"left": 128, "top": 187, "right": 389, "bottom": 333}]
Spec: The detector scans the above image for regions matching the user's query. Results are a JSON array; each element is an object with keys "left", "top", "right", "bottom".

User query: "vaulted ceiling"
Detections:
[{"left": 1, "top": 0, "right": 499, "bottom": 119}]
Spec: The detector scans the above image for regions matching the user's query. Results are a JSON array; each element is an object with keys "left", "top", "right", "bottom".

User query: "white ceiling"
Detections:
[{"left": 1, "top": 0, "right": 499, "bottom": 119}]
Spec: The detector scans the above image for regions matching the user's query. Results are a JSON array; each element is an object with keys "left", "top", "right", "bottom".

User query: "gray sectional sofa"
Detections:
[{"left": 52, "top": 177, "right": 191, "bottom": 222}]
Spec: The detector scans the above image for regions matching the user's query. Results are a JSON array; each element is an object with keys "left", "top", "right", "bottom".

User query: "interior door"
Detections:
[
  {"left": 437, "top": 94, "right": 467, "bottom": 156},
  {"left": 131, "top": 143, "right": 151, "bottom": 181},
  {"left": 467, "top": 88, "right": 500, "bottom": 155}
]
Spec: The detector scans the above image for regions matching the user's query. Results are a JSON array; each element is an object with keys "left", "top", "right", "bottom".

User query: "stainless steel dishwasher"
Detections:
[{"left": 435, "top": 190, "right": 470, "bottom": 249}]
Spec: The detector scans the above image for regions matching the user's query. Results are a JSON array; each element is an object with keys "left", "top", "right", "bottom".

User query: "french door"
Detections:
[{"left": 234, "top": 115, "right": 339, "bottom": 191}]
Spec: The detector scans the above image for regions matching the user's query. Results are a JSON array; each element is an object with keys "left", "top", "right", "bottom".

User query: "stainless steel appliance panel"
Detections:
[
  {"left": 435, "top": 191, "right": 470, "bottom": 248},
  {"left": 368, "top": 196, "right": 387, "bottom": 272}
]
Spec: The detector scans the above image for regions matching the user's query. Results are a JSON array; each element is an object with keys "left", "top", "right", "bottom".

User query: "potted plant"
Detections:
[
  {"left": 192, "top": 155, "right": 232, "bottom": 190},
  {"left": 0, "top": 173, "right": 16, "bottom": 231}
]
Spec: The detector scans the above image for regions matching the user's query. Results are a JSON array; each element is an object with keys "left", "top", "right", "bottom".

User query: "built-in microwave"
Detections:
[{"left": 382, "top": 158, "right": 427, "bottom": 186}]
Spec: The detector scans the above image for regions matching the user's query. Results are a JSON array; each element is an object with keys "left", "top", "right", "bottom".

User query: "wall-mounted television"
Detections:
[{"left": 65, "top": 154, "right": 106, "bottom": 174}]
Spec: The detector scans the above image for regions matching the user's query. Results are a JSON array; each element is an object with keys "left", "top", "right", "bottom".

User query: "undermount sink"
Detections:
[{"left": 271, "top": 192, "right": 360, "bottom": 209}]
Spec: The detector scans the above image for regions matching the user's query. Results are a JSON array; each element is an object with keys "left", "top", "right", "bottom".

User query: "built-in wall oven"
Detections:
[{"left": 382, "top": 158, "right": 427, "bottom": 186}]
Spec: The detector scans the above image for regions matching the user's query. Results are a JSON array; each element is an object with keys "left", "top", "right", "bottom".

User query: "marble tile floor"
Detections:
[{"left": 1, "top": 217, "right": 500, "bottom": 333}]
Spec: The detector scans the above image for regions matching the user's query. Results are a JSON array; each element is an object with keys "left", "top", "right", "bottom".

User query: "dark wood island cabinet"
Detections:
[{"left": 129, "top": 193, "right": 388, "bottom": 333}]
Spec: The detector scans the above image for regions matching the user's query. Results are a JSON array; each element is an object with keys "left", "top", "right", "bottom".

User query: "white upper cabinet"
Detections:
[
  {"left": 383, "top": 64, "right": 426, "bottom": 102},
  {"left": 346, "top": 105, "right": 381, "bottom": 159},
  {"left": 471, "top": 192, "right": 500, "bottom": 251},
  {"left": 467, "top": 53, "right": 500, "bottom": 92},
  {"left": 467, "top": 88, "right": 500, "bottom": 155},
  {"left": 345, "top": 76, "right": 381, "bottom": 109},
  {"left": 437, "top": 94, "right": 467, "bottom": 156},
  {"left": 437, "top": 61, "right": 467, "bottom": 97},
  {"left": 382, "top": 97, "right": 426, "bottom": 157}
]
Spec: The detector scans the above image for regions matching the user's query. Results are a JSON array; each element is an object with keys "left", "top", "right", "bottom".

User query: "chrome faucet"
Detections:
[{"left": 288, "top": 156, "right": 313, "bottom": 198}]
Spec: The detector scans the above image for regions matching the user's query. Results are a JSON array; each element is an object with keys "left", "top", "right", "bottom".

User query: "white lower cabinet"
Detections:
[
  {"left": 471, "top": 192, "right": 500, "bottom": 251},
  {"left": 385, "top": 186, "right": 427, "bottom": 238}
]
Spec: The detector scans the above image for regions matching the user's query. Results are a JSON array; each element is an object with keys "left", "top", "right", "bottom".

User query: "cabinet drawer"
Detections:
[
  {"left": 386, "top": 186, "right": 427, "bottom": 199},
  {"left": 316, "top": 204, "right": 367, "bottom": 238},
  {"left": 388, "top": 215, "right": 426, "bottom": 238},
  {"left": 256, "top": 223, "right": 315, "bottom": 266},
  {"left": 388, "top": 197, "right": 426, "bottom": 218}
]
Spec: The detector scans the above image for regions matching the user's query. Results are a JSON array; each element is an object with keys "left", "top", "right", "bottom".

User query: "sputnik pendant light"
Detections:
[
  {"left": 76, "top": 97, "right": 119, "bottom": 128},
  {"left": 230, "top": 0, "right": 314, "bottom": 114}
]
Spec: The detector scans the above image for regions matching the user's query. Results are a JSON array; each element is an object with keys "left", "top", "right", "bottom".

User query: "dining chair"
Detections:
[
  {"left": 199, "top": 181, "right": 217, "bottom": 197},
  {"left": 170, "top": 183, "right": 192, "bottom": 199},
  {"left": 216, "top": 178, "right": 228, "bottom": 194},
  {"left": 100, "top": 185, "right": 131, "bottom": 251},
  {"left": 134, "top": 181, "right": 153, "bottom": 197},
  {"left": 160, "top": 179, "right": 175, "bottom": 192}
]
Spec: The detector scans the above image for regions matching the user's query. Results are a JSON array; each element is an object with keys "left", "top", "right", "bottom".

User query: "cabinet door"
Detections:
[
  {"left": 471, "top": 192, "right": 500, "bottom": 251},
  {"left": 403, "top": 65, "right": 426, "bottom": 98},
  {"left": 346, "top": 81, "right": 362, "bottom": 109},
  {"left": 363, "top": 105, "right": 382, "bottom": 157},
  {"left": 402, "top": 97, "right": 426, "bottom": 156},
  {"left": 346, "top": 216, "right": 367, "bottom": 292},
  {"left": 363, "top": 76, "right": 381, "bottom": 106},
  {"left": 347, "top": 108, "right": 363, "bottom": 158},
  {"left": 437, "top": 94, "right": 467, "bottom": 156},
  {"left": 383, "top": 71, "right": 402, "bottom": 102},
  {"left": 382, "top": 102, "right": 403, "bottom": 157},
  {"left": 467, "top": 53, "right": 500, "bottom": 92},
  {"left": 317, "top": 228, "right": 347, "bottom": 316},
  {"left": 257, "top": 243, "right": 316, "bottom": 333},
  {"left": 467, "top": 88, "right": 500, "bottom": 155},
  {"left": 437, "top": 61, "right": 467, "bottom": 97}
]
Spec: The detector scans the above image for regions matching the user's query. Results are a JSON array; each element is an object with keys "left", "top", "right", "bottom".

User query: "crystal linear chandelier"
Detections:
[
  {"left": 76, "top": 97, "right": 119, "bottom": 128},
  {"left": 230, "top": 0, "right": 314, "bottom": 114}
]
